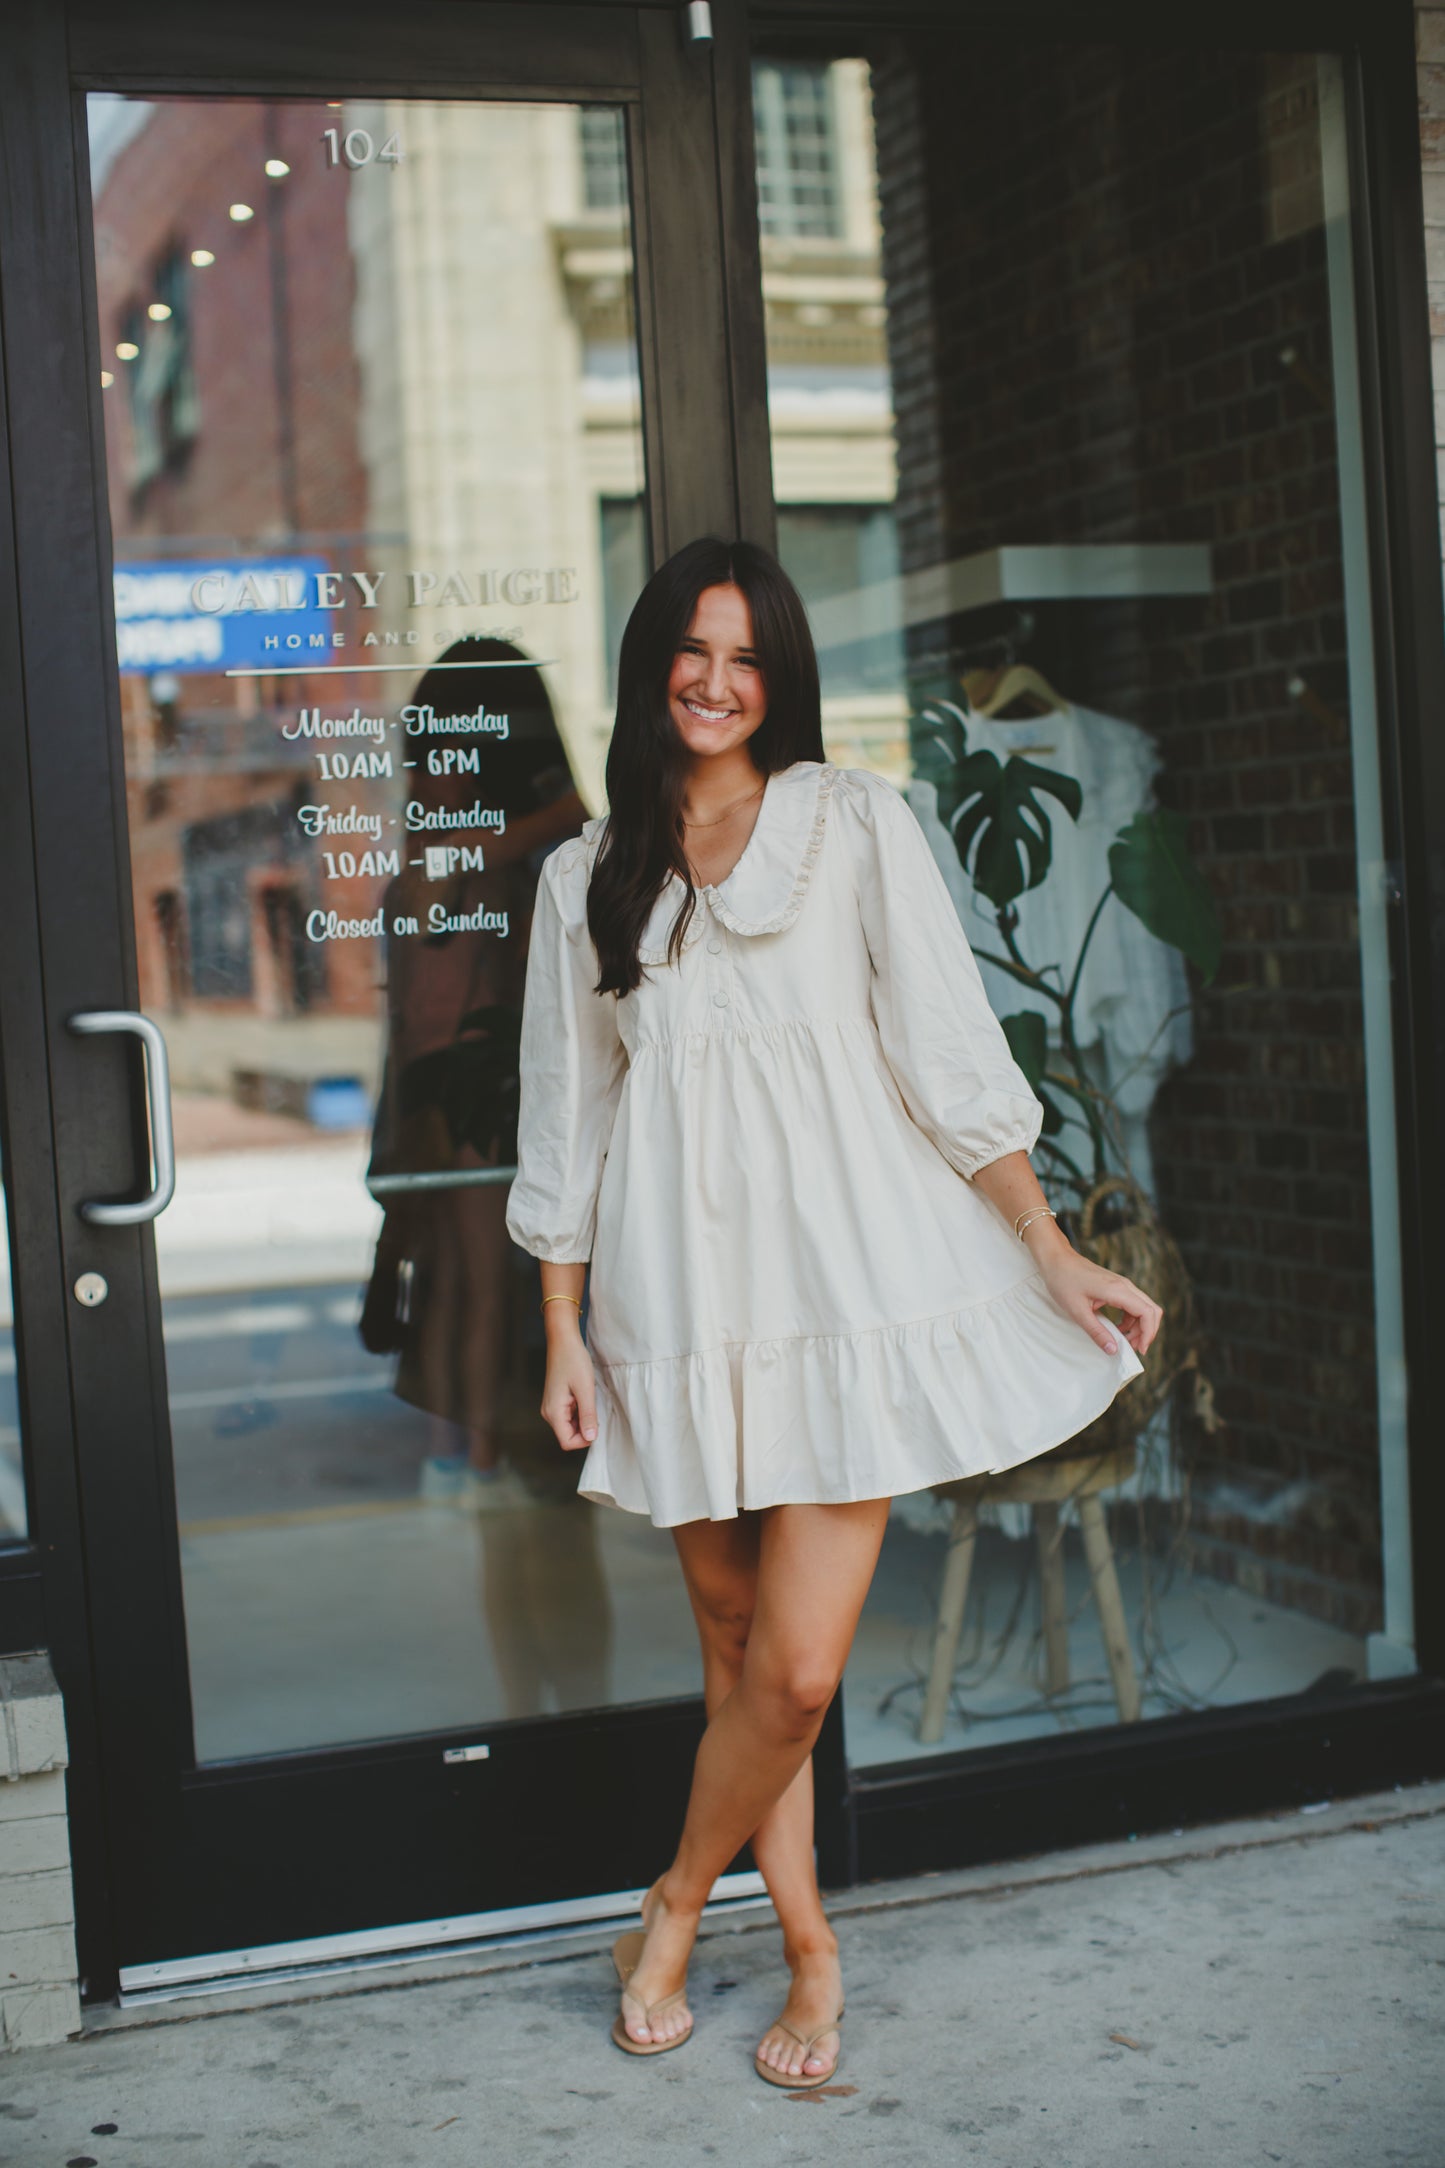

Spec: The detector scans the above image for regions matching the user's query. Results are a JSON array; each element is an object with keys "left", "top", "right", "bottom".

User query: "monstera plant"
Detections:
[{"left": 914, "top": 698, "right": 1224, "bottom": 1447}]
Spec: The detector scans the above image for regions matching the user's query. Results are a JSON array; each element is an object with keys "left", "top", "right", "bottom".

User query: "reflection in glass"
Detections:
[
  {"left": 755, "top": 43, "right": 1411, "bottom": 1764},
  {"left": 88, "top": 91, "right": 698, "bottom": 1762}
]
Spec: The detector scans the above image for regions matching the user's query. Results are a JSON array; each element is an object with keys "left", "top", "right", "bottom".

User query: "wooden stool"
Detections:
[{"left": 918, "top": 1444, "right": 1141, "bottom": 1744}]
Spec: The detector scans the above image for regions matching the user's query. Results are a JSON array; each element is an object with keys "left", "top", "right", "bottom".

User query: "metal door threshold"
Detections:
[{"left": 117, "top": 1872, "right": 770, "bottom": 2006}]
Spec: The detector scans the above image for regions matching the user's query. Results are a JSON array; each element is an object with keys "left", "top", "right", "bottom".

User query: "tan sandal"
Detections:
[
  {"left": 754, "top": 2003, "right": 845, "bottom": 2089},
  {"left": 609, "top": 1884, "right": 694, "bottom": 2058}
]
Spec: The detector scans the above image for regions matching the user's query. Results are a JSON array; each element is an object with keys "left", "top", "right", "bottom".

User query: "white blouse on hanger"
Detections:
[
  {"left": 909, "top": 701, "right": 1193, "bottom": 1197},
  {"left": 505, "top": 758, "right": 1143, "bottom": 1528}
]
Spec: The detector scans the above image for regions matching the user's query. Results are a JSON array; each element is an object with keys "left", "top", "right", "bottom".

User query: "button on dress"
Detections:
[{"left": 505, "top": 759, "right": 1145, "bottom": 1527}]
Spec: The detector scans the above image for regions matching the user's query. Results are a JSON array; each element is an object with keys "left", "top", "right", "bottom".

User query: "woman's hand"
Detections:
[
  {"left": 967, "top": 1153, "right": 1163, "bottom": 1360},
  {"left": 1030, "top": 1235, "right": 1163, "bottom": 1359},
  {"left": 540, "top": 1313, "right": 599, "bottom": 1451}
]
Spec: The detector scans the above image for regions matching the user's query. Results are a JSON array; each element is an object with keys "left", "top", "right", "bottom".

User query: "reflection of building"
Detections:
[
  {"left": 95, "top": 71, "right": 905, "bottom": 1034},
  {"left": 95, "top": 98, "right": 373, "bottom": 1034},
  {"left": 755, "top": 60, "right": 908, "bottom": 776},
  {"left": 93, "top": 95, "right": 646, "bottom": 1037},
  {"left": 344, "top": 98, "right": 642, "bottom": 809}
]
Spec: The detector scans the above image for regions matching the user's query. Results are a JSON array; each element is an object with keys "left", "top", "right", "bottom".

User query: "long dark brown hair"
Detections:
[{"left": 587, "top": 537, "right": 824, "bottom": 995}]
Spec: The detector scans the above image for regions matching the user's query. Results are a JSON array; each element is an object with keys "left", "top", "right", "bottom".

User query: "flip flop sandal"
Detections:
[
  {"left": 754, "top": 2003, "right": 845, "bottom": 2090},
  {"left": 610, "top": 1924, "right": 695, "bottom": 2057}
]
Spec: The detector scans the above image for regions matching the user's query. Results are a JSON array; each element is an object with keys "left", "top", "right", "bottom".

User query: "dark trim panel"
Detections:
[
  {"left": 633, "top": 11, "right": 742, "bottom": 552},
  {"left": 748, "top": 0, "right": 1370, "bottom": 45},
  {"left": 111, "top": 1688, "right": 808, "bottom": 1972},
  {"left": 0, "top": 0, "right": 135, "bottom": 2007},
  {"left": 710, "top": 0, "right": 776, "bottom": 548},
  {"left": 846, "top": 1679, "right": 1445, "bottom": 1887},
  {"left": 66, "top": 1, "right": 641, "bottom": 96},
  {"left": 0, "top": 1561, "right": 48, "bottom": 1654}
]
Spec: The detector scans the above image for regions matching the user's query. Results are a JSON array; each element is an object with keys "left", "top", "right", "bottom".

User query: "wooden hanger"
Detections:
[{"left": 961, "top": 663, "right": 1070, "bottom": 719}]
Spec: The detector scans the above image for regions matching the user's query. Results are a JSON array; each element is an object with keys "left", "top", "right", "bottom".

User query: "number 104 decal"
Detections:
[{"left": 322, "top": 127, "right": 402, "bottom": 169}]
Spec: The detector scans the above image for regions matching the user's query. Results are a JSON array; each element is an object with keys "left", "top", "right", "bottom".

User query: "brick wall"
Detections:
[
  {"left": 0, "top": 1659, "right": 79, "bottom": 2051},
  {"left": 872, "top": 39, "right": 1381, "bottom": 1631},
  {"left": 95, "top": 101, "right": 364, "bottom": 547},
  {"left": 95, "top": 100, "right": 378, "bottom": 1019}
]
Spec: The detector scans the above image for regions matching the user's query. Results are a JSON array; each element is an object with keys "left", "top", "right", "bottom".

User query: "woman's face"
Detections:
[{"left": 666, "top": 583, "right": 767, "bottom": 762}]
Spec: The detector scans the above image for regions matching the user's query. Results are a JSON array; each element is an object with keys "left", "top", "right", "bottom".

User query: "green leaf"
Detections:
[
  {"left": 1107, "top": 809, "right": 1222, "bottom": 983},
  {"left": 912, "top": 701, "right": 971, "bottom": 827},
  {"left": 960, "top": 753, "right": 1082, "bottom": 905},
  {"left": 916, "top": 698, "right": 1083, "bottom": 906},
  {"left": 1001, "top": 1011, "right": 1069, "bottom": 1132},
  {"left": 1001, "top": 1009, "right": 1049, "bottom": 1089}
]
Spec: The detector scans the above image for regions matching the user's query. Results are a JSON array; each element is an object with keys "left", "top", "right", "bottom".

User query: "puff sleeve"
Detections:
[
  {"left": 843, "top": 767, "right": 1044, "bottom": 1178},
  {"left": 505, "top": 837, "right": 628, "bottom": 1263}
]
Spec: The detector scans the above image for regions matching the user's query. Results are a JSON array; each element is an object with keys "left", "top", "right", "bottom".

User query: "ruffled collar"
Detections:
[{"left": 584, "top": 761, "right": 839, "bottom": 966}]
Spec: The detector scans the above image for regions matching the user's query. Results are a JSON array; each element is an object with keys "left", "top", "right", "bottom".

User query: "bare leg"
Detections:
[
  {"left": 671, "top": 1515, "right": 849, "bottom": 2077},
  {"left": 619, "top": 1498, "right": 890, "bottom": 2048}
]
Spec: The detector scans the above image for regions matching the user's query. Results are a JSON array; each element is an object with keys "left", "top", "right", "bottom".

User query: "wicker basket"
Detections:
[{"left": 1065, "top": 1172, "right": 1221, "bottom": 1454}]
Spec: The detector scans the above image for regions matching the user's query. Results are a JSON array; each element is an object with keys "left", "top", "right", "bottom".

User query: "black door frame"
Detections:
[{"left": 0, "top": 0, "right": 828, "bottom": 2006}]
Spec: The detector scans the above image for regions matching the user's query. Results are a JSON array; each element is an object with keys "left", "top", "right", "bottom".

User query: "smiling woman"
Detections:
[
  {"left": 506, "top": 533, "right": 1160, "bottom": 2077},
  {"left": 583, "top": 537, "right": 826, "bottom": 992},
  {"left": 669, "top": 587, "right": 774, "bottom": 887}
]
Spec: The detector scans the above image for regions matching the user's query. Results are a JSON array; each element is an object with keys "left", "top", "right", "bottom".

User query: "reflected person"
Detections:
[{"left": 366, "top": 639, "right": 585, "bottom": 1507}]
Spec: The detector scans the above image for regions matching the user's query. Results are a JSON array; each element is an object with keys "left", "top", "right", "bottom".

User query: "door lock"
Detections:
[{"left": 73, "top": 1273, "right": 109, "bottom": 1308}]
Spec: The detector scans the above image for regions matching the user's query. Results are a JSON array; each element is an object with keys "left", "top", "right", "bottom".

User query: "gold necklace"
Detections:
[{"left": 681, "top": 781, "right": 765, "bottom": 830}]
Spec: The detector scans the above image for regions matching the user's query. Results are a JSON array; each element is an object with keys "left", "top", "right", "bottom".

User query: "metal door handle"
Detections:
[
  {"left": 367, "top": 1168, "right": 515, "bottom": 1198},
  {"left": 68, "top": 1010, "right": 176, "bottom": 1225}
]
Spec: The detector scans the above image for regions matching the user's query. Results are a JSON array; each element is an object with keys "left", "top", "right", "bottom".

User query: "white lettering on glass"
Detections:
[
  {"left": 426, "top": 903, "right": 508, "bottom": 936},
  {"left": 282, "top": 707, "right": 388, "bottom": 742},
  {"left": 296, "top": 805, "right": 384, "bottom": 839},
  {"left": 401, "top": 704, "right": 509, "bottom": 739},
  {"left": 404, "top": 801, "right": 506, "bottom": 833},
  {"left": 423, "top": 845, "right": 486, "bottom": 879},
  {"left": 320, "top": 849, "right": 400, "bottom": 880},
  {"left": 305, "top": 908, "right": 386, "bottom": 943}
]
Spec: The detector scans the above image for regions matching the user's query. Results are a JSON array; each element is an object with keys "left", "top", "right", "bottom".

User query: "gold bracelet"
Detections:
[
  {"left": 1014, "top": 1206, "right": 1057, "bottom": 1239},
  {"left": 540, "top": 1293, "right": 583, "bottom": 1311}
]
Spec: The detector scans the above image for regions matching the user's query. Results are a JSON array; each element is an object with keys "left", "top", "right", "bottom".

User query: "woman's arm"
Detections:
[
  {"left": 539, "top": 1261, "right": 598, "bottom": 1450},
  {"left": 845, "top": 771, "right": 1163, "bottom": 1361},
  {"left": 970, "top": 1150, "right": 1163, "bottom": 1359},
  {"left": 505, "top": 841, "right": 627, "bottom": 1452}
]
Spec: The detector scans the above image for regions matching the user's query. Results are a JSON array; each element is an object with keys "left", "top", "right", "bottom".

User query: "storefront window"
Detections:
[
  {"left": 87, "top": 90, "right": 693, "bottom": 1762},
  {"left": 756, "top": 38, "right": 1414, "bottom": 1766}
]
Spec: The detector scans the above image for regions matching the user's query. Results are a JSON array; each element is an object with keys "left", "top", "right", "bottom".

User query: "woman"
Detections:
[{"left": 504, "top": 538, "right": 1162, "bottom": 2086}]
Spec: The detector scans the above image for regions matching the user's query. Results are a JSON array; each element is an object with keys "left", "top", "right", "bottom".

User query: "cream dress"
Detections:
[{"left": 505, "top": 759, "right": 1145, "bottom": 1527}]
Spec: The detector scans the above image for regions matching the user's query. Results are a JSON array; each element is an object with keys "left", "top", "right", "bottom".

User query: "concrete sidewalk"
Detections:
[{"left": 5, "top": 1782, "right": 1443, "bottom": 2168}]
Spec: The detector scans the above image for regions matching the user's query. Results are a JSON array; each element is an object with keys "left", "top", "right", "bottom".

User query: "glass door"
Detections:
[
  {"left": 3, "top": 0, "right": 785, "bottom": 1995},
  {"left": 92, "top": 84, "right": 665, "bottom": 1770}
]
